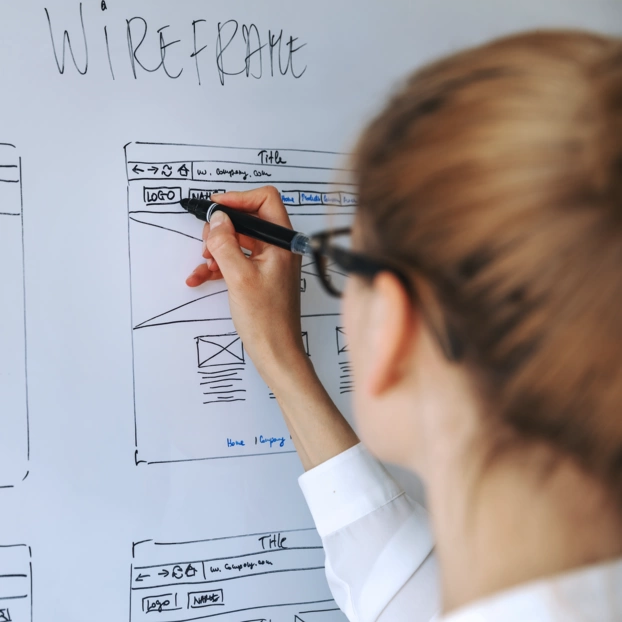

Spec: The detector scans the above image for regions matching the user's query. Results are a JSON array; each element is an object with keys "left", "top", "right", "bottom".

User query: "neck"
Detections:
[{"left": 424, "top": 443, "right": 622, "bottom": 614}]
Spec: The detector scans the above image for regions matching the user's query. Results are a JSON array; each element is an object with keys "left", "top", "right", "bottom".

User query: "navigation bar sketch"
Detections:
[
  {"left": 126, "top": 143, "right": 354, "bottom": 465},
  {"left": 0, "top": 144, "right": 29, "bottom": 487},
  {"left": 0, "top": 545, "right": 32, "bottom": 622},
  {"left": 130, "top": 529, "right": 345, "bottom": 622}
]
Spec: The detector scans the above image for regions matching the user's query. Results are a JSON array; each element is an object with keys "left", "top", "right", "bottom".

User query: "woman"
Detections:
[{"left": 186, "top": 31, "right": 622, "bottom": 621}]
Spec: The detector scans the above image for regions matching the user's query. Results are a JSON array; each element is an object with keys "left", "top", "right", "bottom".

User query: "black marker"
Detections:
[{"left": 180, "top": 198, "right": 312, "bottom": 256}]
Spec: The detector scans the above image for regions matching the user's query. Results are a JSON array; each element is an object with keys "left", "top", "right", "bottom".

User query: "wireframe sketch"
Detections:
[
  {"left": 130, "top": 529, "right": 345, "bottom": 622},
  {"left": 0, "top": 544, "right": 32, "bottom": 622},
  {"left": 196, "top": 333, "right": 246, "bottom": 405},
  {"left": 0, "top": 144, "right": 29, "bottom": 487},
  {"left": 126, "top": 143, "right": 354, "bottom": 465}
]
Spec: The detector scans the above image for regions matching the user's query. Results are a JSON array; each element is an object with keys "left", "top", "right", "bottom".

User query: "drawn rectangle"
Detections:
[
  {"left": 188, "top": 589, "right": 224, "bottom": 609},
  {"left": 301, "top": 331, "right": 310, "bottom": 356},
  {"left": 0, "top": 144, "right": 29, "bottom": 487},
  {"left": 340, "top": 192, "right": 357, "bottom": 206},
  {"left": 143, "top": 187, "right": 182, "bottom": 206},
  {"left": 322, "top": 192, "right": 341, "bottom": 206},
  {"left": 142, "top": 593, "right": 178, "bottom": 614},
  {"left": 196, "top": 333, "right": 245, "bottom": 368},
  {"left": 300, "top": 191, "right": 322, "bottom": 205},
  {"left": 126, "top": 143, "right": 354, "bottom": 464},
  {"left": 281, "top": 191, "right": 299, "bottom": 205},
  {"left": 189, "top": 188, "right": 226, "bottom": 200}
]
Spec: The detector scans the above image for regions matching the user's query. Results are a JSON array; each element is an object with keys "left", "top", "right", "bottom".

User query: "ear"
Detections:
[{"left": 365, "top": 272, "right": 419, "bottom": 396}]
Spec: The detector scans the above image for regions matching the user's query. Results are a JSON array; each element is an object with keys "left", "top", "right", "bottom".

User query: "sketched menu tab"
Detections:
[
  {"left": 300, "top": 191, "right": 322, "bottom": 205},
  {"left": 144, "top": 187, "right": 182, "bottom": 206}
]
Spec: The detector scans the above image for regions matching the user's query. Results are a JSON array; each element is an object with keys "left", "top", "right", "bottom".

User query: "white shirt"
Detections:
[{"left": 298, "top": 443, "right": 622, "bottom": 622}]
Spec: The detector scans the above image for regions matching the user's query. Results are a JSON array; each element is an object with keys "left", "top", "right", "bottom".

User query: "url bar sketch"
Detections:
[
  {"left": 0, "top": 144, "right": 29, "bottom": 488},
  {"left": 126, "top": 143, "right": 354, "bottom": 466}
]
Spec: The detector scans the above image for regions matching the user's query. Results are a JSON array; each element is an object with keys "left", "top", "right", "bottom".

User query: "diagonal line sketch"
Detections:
[
  {"left": 126, "top": 143, "right": 355, "bottom": 465},
  {"left": 129, "top": 215, "right": 203, "bottom": 242},
  {"left": 134, "top": 290, "right": 230, "bottom": 330},
  {"left": 0, "top": 144, "right": 29, "bottom": 488}
]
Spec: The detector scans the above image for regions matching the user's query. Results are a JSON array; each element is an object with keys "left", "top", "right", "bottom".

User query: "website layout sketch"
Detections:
[
  {"left": 130, "top": 529, "right": 345, "bottom": 622},
  {"left": 126, "top": 143, "right": 354, "bottom": 465},
  {"left": 0, "top": 144, "right": 29, "bottom": 487},
  {"left": 0, "top": 545, "right": 32, "bottom": 622}
]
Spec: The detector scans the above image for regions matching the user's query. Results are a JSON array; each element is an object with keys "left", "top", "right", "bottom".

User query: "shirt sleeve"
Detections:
[{"left": 299, "top": 443, "right": 440, "bottom": 622}]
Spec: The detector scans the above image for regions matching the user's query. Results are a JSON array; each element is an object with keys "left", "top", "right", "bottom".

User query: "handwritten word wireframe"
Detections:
[{"left": 45, "top": 3, "right": 307, "bottom": 85}]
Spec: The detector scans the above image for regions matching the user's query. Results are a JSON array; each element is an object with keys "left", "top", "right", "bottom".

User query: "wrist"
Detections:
[{"left": 260, "top": 346, "right": 316, "bottom": 396}]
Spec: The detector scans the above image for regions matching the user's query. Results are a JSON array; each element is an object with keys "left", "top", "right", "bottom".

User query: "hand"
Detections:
[
  {"left": 187, "top": 186, "right": 358, "bottom": 469},
  {"left": 186, "top": 187, "right": 306, "bottom": 384}
]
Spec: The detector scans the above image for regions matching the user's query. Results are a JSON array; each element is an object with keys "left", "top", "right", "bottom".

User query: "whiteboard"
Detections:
[{"left": 0, "top": 1, "right": 620, "bottom": 620}]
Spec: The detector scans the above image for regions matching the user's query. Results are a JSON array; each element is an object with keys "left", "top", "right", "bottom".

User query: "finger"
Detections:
[
  {"left": 202, "top": 222, "right": 257, "bottom": 258},
  {"left": 186, "top": 263, "right": 224, "bottom": 287},
  {"left": 237, "top": 233, "right": 258, "bottom": 254},
  {"left": 202, "top": 222, "right": 214, "bottom": 261},
  {"left": 202, "top": 238, "right": 213, "bottom": 261},
  {"left": 206, "top": 211, "right": 256, "bottom": 285},
  {"left": 211, "top": 186, "right": 293, "bottom": 228}
]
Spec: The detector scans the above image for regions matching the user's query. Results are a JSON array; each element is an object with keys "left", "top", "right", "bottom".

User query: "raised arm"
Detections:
[
  {"left": 186, "top": 186, "right": 439, "bottom": 621},
  {"left": 186, "top": 186, "right": 359, "bottom": 470}
]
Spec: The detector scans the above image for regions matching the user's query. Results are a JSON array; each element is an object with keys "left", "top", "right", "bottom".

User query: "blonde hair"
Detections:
[{"left": 354, "top": 31, "right": 622, "bottom": 505}]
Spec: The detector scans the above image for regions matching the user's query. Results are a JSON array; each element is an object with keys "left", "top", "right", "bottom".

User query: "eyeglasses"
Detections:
[
  {"left": 307, "top": 228, "right": 403, "bottom": 297},
  {"left": 308, "top": 227, "right": 464, "bottom": 362}
]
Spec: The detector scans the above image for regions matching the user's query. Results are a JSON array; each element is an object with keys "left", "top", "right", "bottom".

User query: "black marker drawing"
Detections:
[
  {"left": 126, "top": 143, "right": 354, "bottom": 465},
  {"left": 130, "top": 529, "right": 345, "bottom": 622},
  {"left": 0, "top": 544, "right": 33, "bottom": 622},
  {"left": 196, "top": 333, "right": 247, "bottom": 405},
  {"left": 0, "top": 144, "right": 29, "bottom": 488}
]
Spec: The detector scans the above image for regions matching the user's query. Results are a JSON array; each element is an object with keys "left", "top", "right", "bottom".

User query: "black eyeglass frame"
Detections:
[
  {"left": 308, "top": 227, "right": 409, "bottom": 297},
  {"left": 308, "top": 227, "right": 464, "bottom": 362}
]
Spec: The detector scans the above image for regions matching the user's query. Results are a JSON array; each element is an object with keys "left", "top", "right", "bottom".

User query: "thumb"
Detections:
[{"left": 205, "top": 210, "right": 253, "bottom": 283}]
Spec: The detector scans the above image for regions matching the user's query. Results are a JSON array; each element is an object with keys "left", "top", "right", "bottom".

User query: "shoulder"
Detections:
[{"left": 441, "top": 558, "right": 622, "bottom": 622}]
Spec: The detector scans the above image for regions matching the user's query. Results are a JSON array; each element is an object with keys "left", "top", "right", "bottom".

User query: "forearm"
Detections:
[
  {"left": 190, "top": 188, "right": 358, "bottom": 469},
  {"left": 265, "top": 352, "right": 359, "bottom": 471}
]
